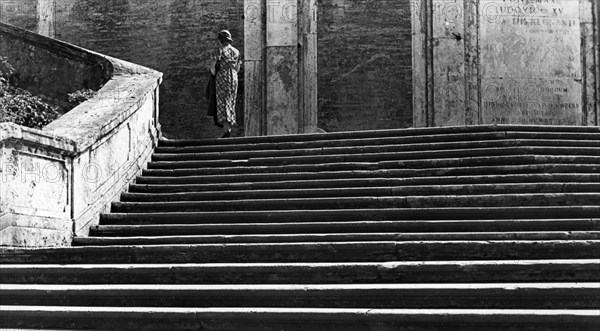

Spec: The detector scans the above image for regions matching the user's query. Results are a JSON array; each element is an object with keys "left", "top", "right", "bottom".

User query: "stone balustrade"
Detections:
[{"left": 0, "top": 22, "right": 162, "bottom": 247}]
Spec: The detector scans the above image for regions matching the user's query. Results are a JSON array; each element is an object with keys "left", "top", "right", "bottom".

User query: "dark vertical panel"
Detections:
[{"left": 317, "top": 0, "right": 413, "bottom": 132}]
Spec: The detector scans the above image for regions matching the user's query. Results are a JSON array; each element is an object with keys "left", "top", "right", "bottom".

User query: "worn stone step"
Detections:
[
  {"left": 2, "top": 241, "right": 598, "bottom": 264},
  {"left": 121, "top": 183, "right": 600, "bottom": 202},
  {"left": 151, "top": 139, "right": 600, "bottom": 162},
  {"left": 110, "top": 194, "right": 600, "bottom": 213},
  {"left": 155, "top": 131, "right": 600, "bottom": 154},
  {"left": 74, "top": 232, "right": 600, "bottom": 246},
  {"left": 5, "top": 125, "right": 599, "bottom": 330},
  {"left": 155, "top": 131, "right": 506, "bottom": 154},
  {"left": 2, "top": 260, "right": 598, "bottom": 284},
  {"left": 100, "top": 206, "right": 600, "bottom": 225},
  {"left": 90, "top": 219, "right": 600, "bottom": 237},
  {"left": 146, "top": 146, "right": 600, "bottom": 169},
  {"left": 157, "top": 124, "right": 600, "bottom": 147},
  {"left": 140, "top": 161, "right": 600, "bottom": 183},
  {"left": 131, "top": 173, "right": 600, "bottom": 193},
  {"left": 1, "top": 306, "right": 598, "bottom": 330},
  {"left": 2, "top": 283, "right": 598, "bottom": 309}
]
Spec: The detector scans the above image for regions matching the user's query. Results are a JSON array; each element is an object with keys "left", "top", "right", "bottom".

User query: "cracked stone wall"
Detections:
[{"left": 1, "top": 0, "right": 413, "bottom": 137}]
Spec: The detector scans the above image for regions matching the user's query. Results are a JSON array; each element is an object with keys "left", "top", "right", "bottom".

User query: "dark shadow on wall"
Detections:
[{"left": 317, "top": 0, "right": 413, "bottom": 132}]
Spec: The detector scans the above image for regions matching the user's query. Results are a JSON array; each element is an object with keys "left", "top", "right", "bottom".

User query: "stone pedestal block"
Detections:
[
  {"left": 244, "top": 0, "right": 318, "bottom": 136},
  {"left": 412, "top": 0, "right": 599, "bottom": 127}
]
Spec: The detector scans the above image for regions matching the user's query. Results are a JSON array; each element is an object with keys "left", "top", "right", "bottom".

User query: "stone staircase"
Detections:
[{"left": 1, "top": 125, "right": 599, "bottom": 330}]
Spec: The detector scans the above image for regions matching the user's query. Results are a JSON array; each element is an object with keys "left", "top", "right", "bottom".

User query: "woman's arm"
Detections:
[
  {"left": 209, "top": 49, "right": 220, "bottom": 75},
  {"left": 235, "top": 56, "right": 242, "bottom": 72}
]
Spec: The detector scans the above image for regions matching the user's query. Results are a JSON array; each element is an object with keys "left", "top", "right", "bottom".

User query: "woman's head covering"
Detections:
[{"left": 218, "top": 30, "right": 233, "bottom": 43}]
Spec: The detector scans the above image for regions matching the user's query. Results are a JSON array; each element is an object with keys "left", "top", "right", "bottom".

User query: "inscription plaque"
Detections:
[{"left": 480, "top": 0, "right": 582, "bottom": 125}]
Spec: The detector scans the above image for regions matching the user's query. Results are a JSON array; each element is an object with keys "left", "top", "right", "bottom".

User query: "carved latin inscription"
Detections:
[{"left": 480, "top": 0, "right": 582, "bottom": 125}]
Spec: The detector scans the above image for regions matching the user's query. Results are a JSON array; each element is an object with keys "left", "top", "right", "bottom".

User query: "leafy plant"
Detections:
[
  {"left": 0, "top": 56, "right": 15, "bottom": 94},
  {"left": 0, "top": 56, "right": 14, "bottom": 80},
  {"left": 68, "top": 89, "right": 97, "bottom": 107},
  {"left": 0, "top": 56, "right": 60, "bottom": 129}
]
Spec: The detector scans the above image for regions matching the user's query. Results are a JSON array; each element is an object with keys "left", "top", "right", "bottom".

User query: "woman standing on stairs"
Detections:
[{"left": 209, "top": 30, "right": 241, "bottom": 138}]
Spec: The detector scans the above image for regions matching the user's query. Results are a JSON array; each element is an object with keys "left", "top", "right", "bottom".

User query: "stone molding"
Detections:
[{"left": 0, "top": 22, "right": 163, "bottom": 247}]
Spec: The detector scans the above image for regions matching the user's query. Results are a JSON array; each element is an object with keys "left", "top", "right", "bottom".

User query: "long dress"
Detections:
[{"left": 215, "top": 44, "right": 240, "bottom": 126}]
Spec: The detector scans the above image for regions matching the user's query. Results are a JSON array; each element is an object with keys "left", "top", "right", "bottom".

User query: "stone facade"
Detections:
[
  {"left": 412, "top": 0, "right": 600, "bottom": 127},
  {"left": 0, "top": 0, "right": 413, "bottom": 138},
  {"left": 244, "top": 0, "right": 318, "bottom": 136}
]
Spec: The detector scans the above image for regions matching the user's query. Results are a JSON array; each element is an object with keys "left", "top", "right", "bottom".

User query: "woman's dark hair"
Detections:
[
  {"left": 218, "top": 35, "right": 231, "bottom": 44},
  {"left": 218, "top": 30, "right": 233, "bottom": 44}
]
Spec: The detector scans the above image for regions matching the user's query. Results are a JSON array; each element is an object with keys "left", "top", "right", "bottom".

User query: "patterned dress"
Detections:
[{"left": 216, "top": 44, "right": 240, "bottom": 126}]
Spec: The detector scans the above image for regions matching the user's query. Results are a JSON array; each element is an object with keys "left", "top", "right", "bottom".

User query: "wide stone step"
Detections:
[
  {"left": 90, "top": 219, "right": 600, "bottom": 237},
  {"left": 157, "top": 125, "right": 600, "bottom": 147},
  {"left": 139, "top": 162, "right": 600, "bottom": 184},
  {"left": 155, "top": 131, "right": 507, "bottom": 154},
  {"left": 1, "top": 306, "right": 598, "bottom": 330},
  {"left": 131, "top": 173, "right": 600, "bottom": 193},
  {"left": 99, "top": 207, "right": 600, "bottom": 225},
  {"left": 110, "top": 194, "right": 600, "bottom": 213},
  {"left": 2, "top": 260, "right": 598, "bottom": 284},
  {"left": 2, "top": 241, "right": 598, "bottom": 264},
  {"left": 75, "top": 232, "right": 600, "bottom": 246},
  {"left": 2, "top": 283, "right": 598, "bottom": 309},
  {"left": 155, "top": 131, "right": 600, "bottom": 154},
  {"left": 151, "top": 139, "right": 600, "bottom": 162},
  {"left": 146, "top": 147, "right": 600, "bottom": 169},
  {"left": 120, "top": 183, "right": 600, "bottom": 202}
]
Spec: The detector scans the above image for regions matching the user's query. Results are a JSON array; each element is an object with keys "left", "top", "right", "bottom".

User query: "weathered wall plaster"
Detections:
[
  {"left": 0, "top": 23, "right": 162, "bottom": 247},
  {"left": 318, "top": 0, "right": 413, "bottom": 132}
]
